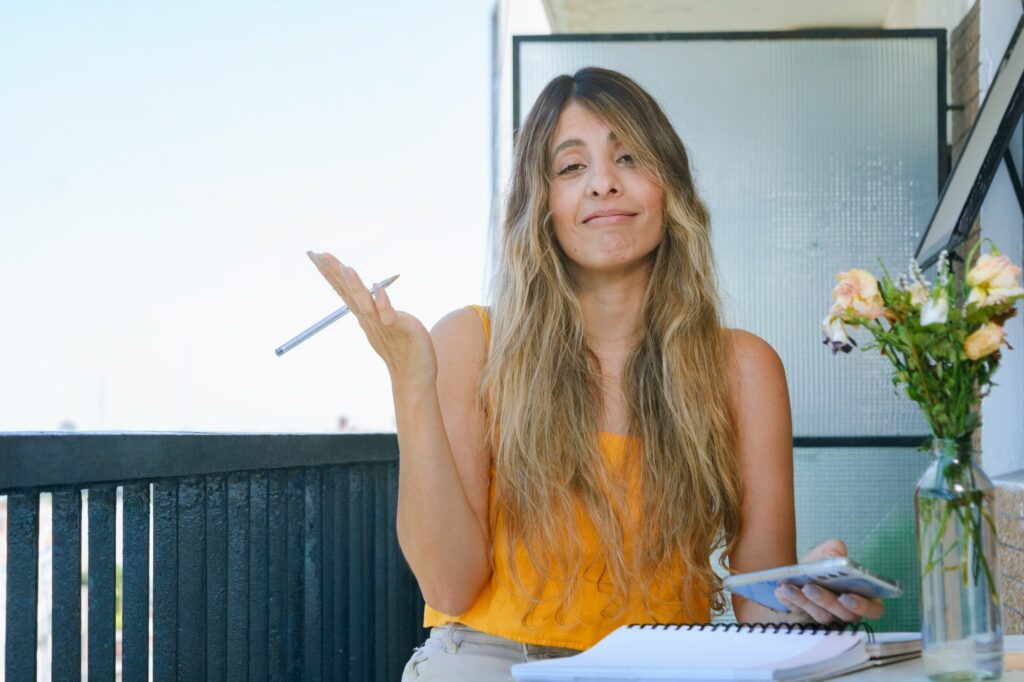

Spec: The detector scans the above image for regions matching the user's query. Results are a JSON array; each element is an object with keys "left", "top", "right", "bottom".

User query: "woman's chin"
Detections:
[{"left": 572, "top": 254, "right": 651, "bottom": 278}]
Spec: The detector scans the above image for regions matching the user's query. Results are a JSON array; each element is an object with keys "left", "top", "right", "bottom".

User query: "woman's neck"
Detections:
[{"left": 574, "top": 264, "right": 650, "bottom": 351}]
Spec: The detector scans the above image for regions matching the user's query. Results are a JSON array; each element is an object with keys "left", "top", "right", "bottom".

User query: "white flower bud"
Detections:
[{"left": 920, "top": 290, "right": 949, "bottom": 326}]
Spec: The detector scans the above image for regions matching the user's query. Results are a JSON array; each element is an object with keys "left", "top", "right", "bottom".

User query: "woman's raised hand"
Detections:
[{"left": 306, "top": 251, "right": 437, "bottom": 389}]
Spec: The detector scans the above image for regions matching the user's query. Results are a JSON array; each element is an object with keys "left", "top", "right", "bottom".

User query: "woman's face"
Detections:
[{"left": 547, "top": 102, "right": 664, "bottom": 277}]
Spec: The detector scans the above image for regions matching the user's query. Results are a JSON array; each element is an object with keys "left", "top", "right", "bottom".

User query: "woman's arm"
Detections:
[
  {"left": 725, "top": 329, "right": 882, "bottom": 624},
  {"left": 394, "top": 307, "right": 492, "bottom": 615},
  {"left": 305, "top": 253, "right": 491, "bottom": 615},
  {"left": 724, "top": 329, "right": 800, "bottom": 624}
]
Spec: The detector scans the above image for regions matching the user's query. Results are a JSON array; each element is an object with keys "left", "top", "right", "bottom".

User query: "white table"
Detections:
[{"left": 838, "top": 635, "right": 1024, "bottom": 680}]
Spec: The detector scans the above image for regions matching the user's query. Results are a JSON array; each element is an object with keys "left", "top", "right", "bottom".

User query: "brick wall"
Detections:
[
  {"left": 949, "top": 0, "right": 982, "bottom": 288},
  {"left": 996, "top": 477, "right": 1024, "bottom": 633},
  {"left": 950, "top": 2, "right": 980, "bottom": 161}
]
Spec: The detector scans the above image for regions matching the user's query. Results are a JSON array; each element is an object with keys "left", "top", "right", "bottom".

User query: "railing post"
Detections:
[
  {"left": 5, "top": 492, "right": 39, "bottom": 682},
  {"left": 51, "top": 488, "right": 81, "bottom": 682},
  {"left": 176, "top": 478, "right": 206, "bottom": 680},
  {"left": 205, "top": 476, "right": 228, "bottom": 681},
  {"left": 303, "top": 469, "right": 323, "bottom": 682},
  {"left": 153, "top": 480, "right": 178, "bottom": 682},
  {"left": 122, "top": 483, "right": 150, "bottom": 680},
  {"left": 248, "top": 472, "right": 270, "bottom": 682},
  {"left": 226, "top": 472, "right": 250, "bottom": 682},
  {"left": 87, "top": 486, "right": 117, "bottom": 680},
  {"left": 267, "top": 471, "right": 287, "bottom": 679},
  {"left": 285, "top": 472, "right": 304, "bottom": 680}
]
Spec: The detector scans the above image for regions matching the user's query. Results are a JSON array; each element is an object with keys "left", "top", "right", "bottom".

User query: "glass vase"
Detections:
[{"left": 915, "top": 435, "right": 1003, "bottom": 681}]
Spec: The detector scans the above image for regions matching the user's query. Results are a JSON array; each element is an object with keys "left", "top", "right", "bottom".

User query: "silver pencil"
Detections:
[{"left": 275, "top": 274, "right": 401, "bottom": 356}]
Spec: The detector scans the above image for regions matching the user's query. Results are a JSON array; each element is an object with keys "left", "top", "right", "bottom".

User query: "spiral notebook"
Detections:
[{"left": 511, "top": 623, "right": 921, "bottom": 682}]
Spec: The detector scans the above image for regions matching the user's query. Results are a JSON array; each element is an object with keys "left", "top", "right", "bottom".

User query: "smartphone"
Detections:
[{"left": 722, "top": 557, "right": 902, "bottom": 613}]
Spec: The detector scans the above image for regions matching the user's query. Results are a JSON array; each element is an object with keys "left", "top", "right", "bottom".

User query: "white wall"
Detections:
[
  {"left": 487, "top": 0, "right": 550, "bottom": 292},
  {"left": 885, "top": 0, "right": 976, "bottom": 32},
  {"left": 979, "top": 0, "right": 1024, "bottom": 475}
]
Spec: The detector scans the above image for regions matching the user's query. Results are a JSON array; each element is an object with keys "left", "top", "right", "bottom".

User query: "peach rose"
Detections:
[
  {"left": 966, "top": 254, "right": 1024, "bottom": 308},
  {"left": 964, "top": 323, "right": 1007, "bottom": 360},
  {"left": 830, "top": 269, "right": 886, "bottom": 322}
]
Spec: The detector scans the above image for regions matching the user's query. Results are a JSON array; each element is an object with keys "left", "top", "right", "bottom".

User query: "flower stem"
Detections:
[{"left": 900, "top": 325, "right": 940, "bottom": 435}]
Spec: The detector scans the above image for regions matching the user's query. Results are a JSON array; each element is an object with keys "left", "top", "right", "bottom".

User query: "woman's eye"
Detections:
[{"left": 555, "top": 155, "right": 634, "bottom": 176}]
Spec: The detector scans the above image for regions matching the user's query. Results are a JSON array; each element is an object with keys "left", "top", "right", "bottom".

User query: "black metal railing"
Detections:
[{"left": 0, "top": 432, "right": 426, "bottom": 681}]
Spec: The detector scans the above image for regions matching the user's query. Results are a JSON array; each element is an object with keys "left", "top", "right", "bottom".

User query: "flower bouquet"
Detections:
[
  {"left": 822, "top": 241, "right": 1023, "bottom": 437},
  {"left": 822, "top": 240, "right": 1023, "bottom": 680}
]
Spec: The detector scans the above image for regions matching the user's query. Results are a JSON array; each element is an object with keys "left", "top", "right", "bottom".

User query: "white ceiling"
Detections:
[{"left": 541, "top": 0, "right": 899, "bottom": 32}]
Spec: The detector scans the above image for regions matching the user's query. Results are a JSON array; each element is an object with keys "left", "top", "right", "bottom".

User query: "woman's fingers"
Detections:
[
  {"left": 775, "top": 585, "right": 835, "bottom": 624},
  {"left": 374, "top": 283, "right": 398, "bottom": 327},
  {"left": 792, "top": 539, "right": 885, "bottom": 622},
  {"left": 306, "top": 251, "right": 358, "bottom": 309},
  {"left": 799, "top": 584, "right": 860, "bottom": 622},
  {"left": 775, "top": 583, "right": 882, "bottom": 624},
  {"left": 342, "top": 266, "right": 380, "bottom": 318},
  {"left": 836, "top": 593, "right": 884, "bottom": 620},
  {"left": 800, "top": 538, "right": 847, "bottom": 563},
  {"left": 306, "top": 251, "right": 382, "bottom": 323}
]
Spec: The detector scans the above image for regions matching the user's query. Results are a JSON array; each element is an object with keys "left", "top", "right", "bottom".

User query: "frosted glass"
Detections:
[
  {"left": 795, "top": 447, "right": 930, "bottom": 632},
  {"left": 517, "top": 36, "right": 940, "bottom": 437},
  {"left": 710, "top": 446, "right": 927, "bottom": 631}
]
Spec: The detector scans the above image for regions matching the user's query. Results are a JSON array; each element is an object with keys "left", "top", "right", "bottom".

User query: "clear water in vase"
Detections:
[{"left": 916, "top": 439, "right": 1003, "bottom": 681}]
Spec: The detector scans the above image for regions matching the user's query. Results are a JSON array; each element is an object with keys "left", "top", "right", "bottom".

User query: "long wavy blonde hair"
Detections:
[{"left": 482, "top": 67, "right": 741, "bottom": 625}]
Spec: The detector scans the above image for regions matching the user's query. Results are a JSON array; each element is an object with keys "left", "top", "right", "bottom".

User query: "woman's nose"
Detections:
[{"left": 586, "top": 160, "right": 620, "bottom": 196}]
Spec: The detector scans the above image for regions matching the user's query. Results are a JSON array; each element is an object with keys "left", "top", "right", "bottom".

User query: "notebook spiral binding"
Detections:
[{"left": 628, "top": 622, "right": 875, "bottom": 643}]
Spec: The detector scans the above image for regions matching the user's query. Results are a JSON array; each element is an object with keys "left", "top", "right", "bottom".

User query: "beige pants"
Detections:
[{"left": 401, "top": 623, "right": 580, "bottom": 681}]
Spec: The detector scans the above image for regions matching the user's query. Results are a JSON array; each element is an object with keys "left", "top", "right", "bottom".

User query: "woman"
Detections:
[{"left": 308, "top": 67, "right": 882, "bottom": 678}]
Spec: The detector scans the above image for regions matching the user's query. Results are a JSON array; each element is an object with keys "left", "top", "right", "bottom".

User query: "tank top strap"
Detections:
[{"left": 466, "top": 304, "right": 491, "bottom": 347}]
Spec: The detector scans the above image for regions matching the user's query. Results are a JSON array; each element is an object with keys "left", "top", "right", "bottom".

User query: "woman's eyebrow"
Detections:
[{"left": 551, "top": 131, "right": 618, "bottom": 156}]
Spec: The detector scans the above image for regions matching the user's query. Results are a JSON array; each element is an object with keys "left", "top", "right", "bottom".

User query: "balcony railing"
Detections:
[{"left": 0, "top": 432, "right": 425, "bottom": 681}]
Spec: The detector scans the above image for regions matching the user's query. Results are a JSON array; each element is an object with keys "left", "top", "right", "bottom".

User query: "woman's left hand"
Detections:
[{"left": 774, "top": 539, "right": 885, "bottom": 624}]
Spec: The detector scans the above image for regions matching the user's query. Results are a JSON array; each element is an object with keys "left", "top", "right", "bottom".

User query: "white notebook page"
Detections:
[{"left": 513, "top": 627, "right": 868, "bottom": 679}]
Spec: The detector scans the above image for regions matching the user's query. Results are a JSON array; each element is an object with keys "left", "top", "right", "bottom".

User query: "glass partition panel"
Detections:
[
  {"left": 515, "top": 33, "right": 943, "bottom": 437},
  {"left": 515, "top": 33, "right": 943, "bottom": 633},
  {"left": 795, "top": 446, "right": 931, "bottom": 632}
]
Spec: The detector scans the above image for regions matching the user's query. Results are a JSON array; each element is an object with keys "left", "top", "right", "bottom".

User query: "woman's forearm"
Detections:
[{"left": 392, "top": 379, "right": 491, "bottom": 615}]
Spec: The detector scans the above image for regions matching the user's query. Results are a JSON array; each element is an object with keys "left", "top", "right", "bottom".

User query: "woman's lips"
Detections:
[{"left": 584, "top": 213, "right": 636, "bottom": 225}]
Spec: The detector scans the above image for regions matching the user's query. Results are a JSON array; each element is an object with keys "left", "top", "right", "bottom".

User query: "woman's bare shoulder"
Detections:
[
  {"left": 724, "top": 327, "right": 780, "bottom": 357},
  {"left": 431, "top": 306, "right": 488, "bottom": 372},
  {"left": 722, "top": 328, "right": 786, "bottom": 386},
  {"left": 431, "top": 305, "right": 487, "bottom": 341}
]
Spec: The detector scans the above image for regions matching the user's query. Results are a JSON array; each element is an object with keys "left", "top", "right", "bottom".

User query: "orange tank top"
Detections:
[{"left": 422, "top": 305, "right": 711, "bottom": 650}]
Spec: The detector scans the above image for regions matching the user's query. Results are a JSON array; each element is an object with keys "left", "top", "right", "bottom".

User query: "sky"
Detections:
[{"left": 0, "top": 0, "right": 494, "bottom": 433}]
